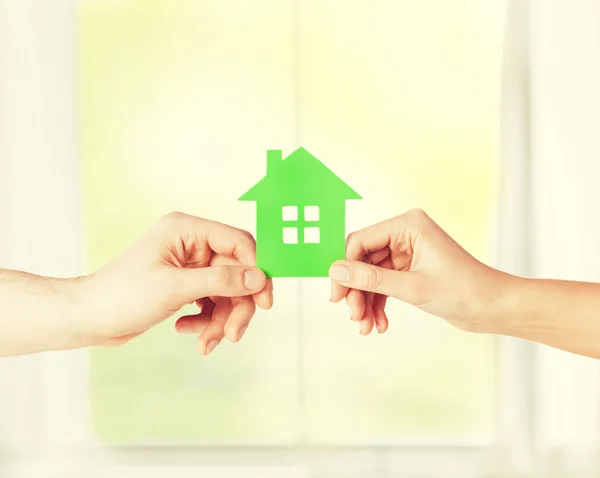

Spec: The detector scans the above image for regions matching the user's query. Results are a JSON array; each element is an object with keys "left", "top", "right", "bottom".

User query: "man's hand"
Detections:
[
  {"left": 329, "top": 209, "right": 509, "bottom": 335},
  {"left": 79, "top": 212, "right": 272, "bottom": 355}
]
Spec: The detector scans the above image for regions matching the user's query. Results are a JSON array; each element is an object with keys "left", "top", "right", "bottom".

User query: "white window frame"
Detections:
[{"left": 6, "top": 0, "right": 600, "bottom": 477}]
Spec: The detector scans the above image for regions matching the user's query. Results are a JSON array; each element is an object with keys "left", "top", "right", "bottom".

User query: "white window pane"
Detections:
[
  {"left": 78, "top": 1, "right": 300, "bottom": 444},
  {"left": 304, "top": 206, "right": 320, "bottom": 222},
  {"left": 283, "top": 227, "right": 298, "bottom": 244},
  {"left": 298, "top": 0, "right": 501, "bottom": 443},
  {"left": 304, "top": 227, "right": 320, "bottom": 243},
  {"left": 282, "top": 206, "right": 298, "bottom": 222}
]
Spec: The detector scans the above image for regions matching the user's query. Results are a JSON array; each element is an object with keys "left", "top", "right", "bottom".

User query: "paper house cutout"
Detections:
[{"left": 239, "top": 147, "right": 362, "bottom": 278}]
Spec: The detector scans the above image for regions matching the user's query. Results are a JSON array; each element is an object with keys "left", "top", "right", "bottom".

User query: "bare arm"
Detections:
[
  {"left": 0, "top": 213, "right": 272, "bottom": 358},
  {"left": 494, "top": 277, "right": 600, "bottom": 358},
  {"left": 0, "top": 270, "right": 84, "bottom": 356},
  {"left": 328, "top": 209, "right": 600, "bottom": 359}
]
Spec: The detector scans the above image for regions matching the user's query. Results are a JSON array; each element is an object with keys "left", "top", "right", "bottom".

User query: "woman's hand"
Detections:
[{"left": 329, "top": 209, "right": 511, "bottom": 335}]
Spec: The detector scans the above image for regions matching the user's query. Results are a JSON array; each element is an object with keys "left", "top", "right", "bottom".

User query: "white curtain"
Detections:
[
  {"left": 530, "top": 0, "right": 600, "bottom": 473},
  {"left": 493, "top": 0, "right": 538, "bottom": 472},
  {"left": 0, "top": 0, "right": 89, "bottom": 472},
  {"left": 0, "top": 1, "right": 80, "bottom": 272},
  {"left": 498, "top": 0, "right": 600, "bottom": 475}
]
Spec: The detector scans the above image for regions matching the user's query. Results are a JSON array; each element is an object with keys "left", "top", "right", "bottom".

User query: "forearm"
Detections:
[
  {"left": 0, "top": 269, "right": 87, "bottom": 357},
  {"left": 491, "top": 275, "right": 600, "bottom": 358}
]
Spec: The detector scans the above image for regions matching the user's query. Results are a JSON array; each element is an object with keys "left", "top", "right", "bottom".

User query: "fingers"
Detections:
[
  {"left": 175, "top": 314, "right": 212, "bottom": 335},
  {"left": 346, "top": 288, "right": 365, "bottom": 321},
  {"left": 359, "top": 293, "right": 376, "bottom": 335},
  {"left": 372, "top": 294, "right": 389, "bottom": 334},
  {"left": 197, "top": 298, "right": 231, "bottom": 355},
  {"left": 176, "top": 299, "right": 215, "bottom": 334},
  {"left": 346, "top": 225, "right": 392, "bottom": 261},
  {"left": 211, "top": 254, "right": 273, "bottom": 310},
  {"left": 330, "top": 223, "right": 391, "bottom": 302},
  {"left": 330, "top": 210, "right": 427, "bottom": 301},
  {"left": 176, "top": 255, "right": 265, "bottom": 355},
  {"left": 173, "top": 265, "right": 267, "bottom": 304},
  {"left": 365, "top": 248, "right": 391, "bottom": 265},
  {"left": 371, "top": 256, "right": 393, "bottom": 334},
  {"left": 330, "top": 280, "right": 348, "bottom": 303},
  {"left": 330, "top": 222, "right": 397, "bottom": 302},
  {"left": 176, "top": 295, "right": 256, "bottom": 354},
  {"left": 254, "top": 278, "right": 274, "bottom": 310},
  {"left": 344, "top": 209, "right": 430, "bottom": 261},
  {"left": 329, "top": 260, "right": 423, "bottom": 305},
  {"left": 160, "top": 213, "right": 272, "bottom": 308},
  {"left": 161, "top": 212, "right": 259, "bottom": 266},
  {"left": 223, "top": 296, "right": 255, "bottom": 343},
  {"left": 344, "top": 290, "right": 388, "bottom": 335},
  {"left": 333, "top": 244, "right": 392, "bottom": 334}
]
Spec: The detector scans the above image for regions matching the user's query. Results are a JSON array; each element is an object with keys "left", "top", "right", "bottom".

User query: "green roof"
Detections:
[{"left": 239, "top": 147, "right": 362, "bottom": 203}]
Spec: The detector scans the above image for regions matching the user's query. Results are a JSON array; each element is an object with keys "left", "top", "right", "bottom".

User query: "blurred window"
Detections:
[{"left": 78, "top": 0, "right": 504, "bottom": 446}]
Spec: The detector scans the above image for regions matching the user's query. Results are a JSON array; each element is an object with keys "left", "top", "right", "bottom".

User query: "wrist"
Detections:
[
  {"left": 478, "top": 271, "right": 528, "bottom": 335},
  {"left": 48, "top": 275, "right": 92, "bottom": 350},
  {"left": 454, "top": 264, "right": 523, "bottom": 335}
]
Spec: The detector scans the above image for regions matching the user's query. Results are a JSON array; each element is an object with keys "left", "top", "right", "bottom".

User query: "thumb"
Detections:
[
  {"left": 174, "top": 266, "right": 267, "bottom": 303},
  {"left": 328, "top": 260, "right": 423, "bottom": 304}
]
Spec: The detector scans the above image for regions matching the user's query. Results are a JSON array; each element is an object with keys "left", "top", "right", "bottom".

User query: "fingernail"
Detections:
[
  {"left": 179, "top": 324, "right": 193, "bottom": 334},
  {"left": 329, "top": 265, "right": 350, "bottom": 282},
  {"left": 347, "top": 304, "right": 355, "bottom": 321},
  {"left": 360, "top": 320, "right": 368, "bottom": 335},
  {"left": 237, "top": 326, "right": 248, "bottom": 342},
  {"left": 206, "top": 340, "right": 220, "bottom": 355},
  {"left": 244, "top": 270, "right": 264, "bottom": 290},
  {"left": 375, "top": 321, "right": 381, "bottom": 333}
]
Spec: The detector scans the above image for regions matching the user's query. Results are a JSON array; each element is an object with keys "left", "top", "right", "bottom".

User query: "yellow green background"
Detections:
[{"left": 77, "top": 0, "right": 504, "bottom": 444}]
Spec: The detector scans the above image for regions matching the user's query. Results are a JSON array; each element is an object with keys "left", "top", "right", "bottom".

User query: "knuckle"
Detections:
[
  {"left": 238, "top": 228, "right": 256, "bottom": 245},
  {"left": 160, "top": 211, "right": 190, "bottom": 230},
  {"left": 164, "top": 211, "right": 186, "bottom": 222},
  {"left": 357, "top": 265, "right": 380, "bottom": 291},
  {"left": 208, "top": 266, "right": 231, "bottom": 289},
  {"left": 411, "top": 207, "right": 426, "bottom": 216},
  {"left": 406, "top": 208, "right": 427, "bottom": 221},
  {"left": 345, "top": 232, "right": 360, "bottom": 254},
  {"left": 211, "top": 255, "right": 234, "bottom": 267}
]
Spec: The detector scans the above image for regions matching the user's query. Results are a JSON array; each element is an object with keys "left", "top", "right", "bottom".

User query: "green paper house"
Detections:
[{"left": 239, "top": 147, "right": 362, "bottom": 278}]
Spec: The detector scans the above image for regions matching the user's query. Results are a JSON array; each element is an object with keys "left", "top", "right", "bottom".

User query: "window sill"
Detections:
[
  {"left": 1, "top": 446, "right": 489, "bottom": 478},
  {"left": 2, "top": 464, "right": 309, "bottom": 478}
]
